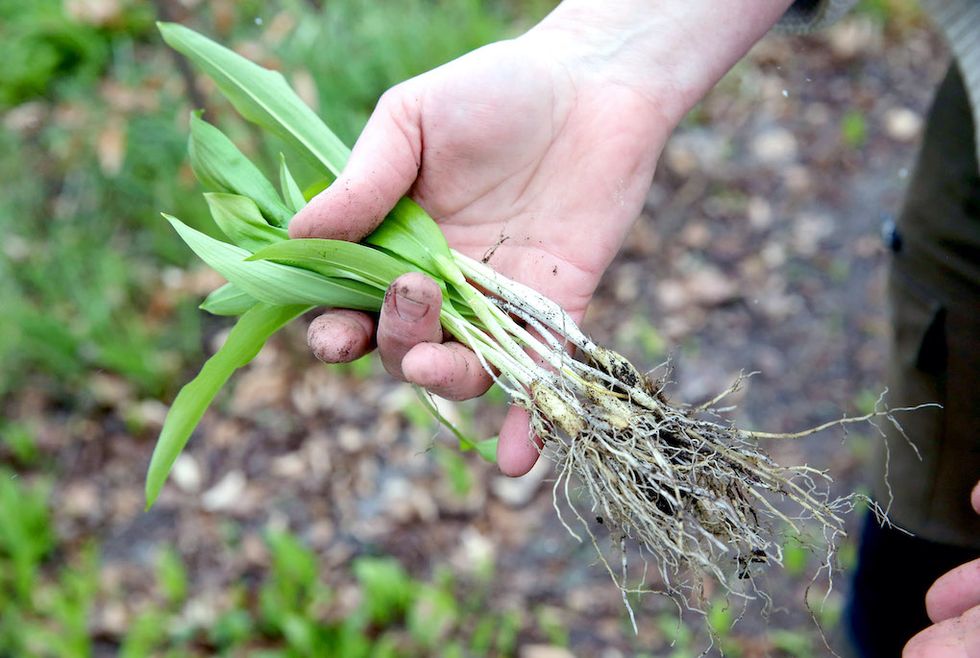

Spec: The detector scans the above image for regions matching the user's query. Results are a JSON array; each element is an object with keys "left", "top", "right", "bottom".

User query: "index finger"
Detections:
[{"left": 288, "top": 86, "right": 422, "bottom": 241}]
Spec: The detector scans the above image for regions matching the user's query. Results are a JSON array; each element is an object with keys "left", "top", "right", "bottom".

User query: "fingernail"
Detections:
[{"left": 392, "top": 287, "right": 429, "bottom": 322}]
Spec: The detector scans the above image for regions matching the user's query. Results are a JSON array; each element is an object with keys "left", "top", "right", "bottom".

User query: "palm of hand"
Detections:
[
  {"left": 408, "top": 40, "right": 667, "bottom": 321},
  {"left": 290, "top": 37, "right": 670, "bottom": 474}
]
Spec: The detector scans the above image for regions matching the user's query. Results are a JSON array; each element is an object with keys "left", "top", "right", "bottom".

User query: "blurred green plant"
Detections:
[
  {"left": 703, "top": 595, "right": 747, "bottom": 657},
  {"left": 437, "top": 444, "right": 477, "bottom": 497},
  {"left": 0, "top": 0, "right": 154, "bottom": 108},
  {"left": 837, "top": 536, "right": 860, "bottom": 572},
  {"left": 782, "top": 535, "right": 811, "bottom": 577},
  {"left": 0, "top": 472, "right": 56, "bottom": 606},
  {"left": 0, "top": 53, "right": 204, "bottom": 401},
  {"left": 768, "top": 628, "right": 816, "bottom": 658},
  {"left": 853, "top": 388, "right": 881, "bottom": 416},
  {"left": 657, "top": 611, "right": 697, "bottom": 658},
  {"left": 0, "top": 421, "right": 40, "bottom": 466},
  {"left": 0, "top": 469, "right": 99, "bottom": 657},
  {"left": 840, "top": 110, "right": 868, "bottom": 149},
  {"left": 625, "top": 315, "right": 668, "bottom": 363},
  {"left": 535, "top": 605, "right": 569, "bottom": 647},
  {"left": 854, "top": 0, "right": 923, "bottom": 25},
  {"left": 274, "top": 0, "right": 538, "bottom": 148},
  {"left": 156, "top": 546, "right": 189, "bottom": 608},
  {"left": 0, "top": 466, "right": 563, "bottom": 656},
  {"left": 0, "top": 0, "right": 550, "bottom": 408}
]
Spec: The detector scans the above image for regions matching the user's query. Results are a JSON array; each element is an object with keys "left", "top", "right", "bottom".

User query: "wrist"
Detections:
[{"left": 525, "top": 0, "right": 795, "bottom": 129}]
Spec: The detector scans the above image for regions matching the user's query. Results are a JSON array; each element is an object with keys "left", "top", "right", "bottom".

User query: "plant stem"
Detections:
[{"left": 452, "top": 250, "right": 598, "bottom": 355}]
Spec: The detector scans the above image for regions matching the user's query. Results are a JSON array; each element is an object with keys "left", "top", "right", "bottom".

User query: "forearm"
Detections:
[{"left": 527, "top": 0, "right": 795, "bottom": 128}]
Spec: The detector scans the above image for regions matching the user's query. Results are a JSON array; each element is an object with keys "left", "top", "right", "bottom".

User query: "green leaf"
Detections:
[
  {"left": 279, "top": 154, "right": 306, "bottom": 213},
  {"left": 411, "top": 386, "right": 497, "bottom": 463},
  {"left": 156, "top": 547, "right": 189, "bottom": 607},
  {"left": 473, "top": 437, "right": 498, "bottom": 463},
  {"left": 303, "top": 178, "right": 331, "bottom": 201},
  {"left": 159, "top": 22, "right": 351, "bottom": 176},
  {"left": 145, "top": 303, "right": 309, "bottom": 508},
  {"left": 189, "top": 112, "right": 293, "bottom": 227},
  {"left": 266, "top": 530, "right": 319, "bottom": 592},
  {"left": 365, "top": 198, "right": 457, "bottom": 280},
  {"left": 353, "top": 558, "right": 416, "bottom": 626},
  {"left": 165, "top": 214, "right": 383, "bottom": 311},
  {"left": 408, "top": 584, "right": 458, "bottom": 648},
  {"left": 200, "top": 283, "right": 257, "bottom": 316},
  {"left": 248, "top": 238, "right": 414, "bottom": 291},
  {"left": 205, "top": 192, "right": 288, "bottom": 252},
  {"left": 163, "top": 24, "right": 463, "bottom": 292}
]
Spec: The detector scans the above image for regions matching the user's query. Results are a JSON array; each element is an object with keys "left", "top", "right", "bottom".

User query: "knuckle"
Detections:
[{"left": 377, "top": 85, "right": 413, "bottom": 120}]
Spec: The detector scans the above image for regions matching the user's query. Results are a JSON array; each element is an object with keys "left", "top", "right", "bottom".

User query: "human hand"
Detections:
[
  {"left": 290, "top": 0, "right": 793, "bottom": 476},
  {"left": 903, "top": 481, "right": 980, "bottom": 657},
  {"left": 291, "top": 25, "right": 669, "bottom": 475}
]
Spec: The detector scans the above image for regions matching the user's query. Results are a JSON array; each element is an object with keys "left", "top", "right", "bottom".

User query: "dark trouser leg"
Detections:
[
  {"left": 845, "top": 63, "right": 980, "bottom": 658},
  {"left": 846, "top": 512, "right": 978, "bottom": 657}
]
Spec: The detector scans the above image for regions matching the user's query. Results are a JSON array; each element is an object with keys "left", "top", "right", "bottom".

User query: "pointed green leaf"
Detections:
[
  {"left": 303, "top": 178, "right": 331, "bottom": 201},
  {"left": 189, "top": 113, "right": 293, "bottom": 226},
  {"left": 248, "top": 238, "right": 414, "bottom": 290},
  {"left": 366, "top": 198, "right": 458, "bottom": 280},
  {"left": 200, "top": 283, "right": 257, "bottom": 316},
  {"left": 159, "top": 22, "right": 351, "bottom": 176},
  {"left": 163, "top": 24, "right": 464, "bottom": 289},
  {"left": 164, "top": 214, "right": 383, "bottom": 311},
  {"left": 205, "top": 193, "right": 288, "bottom": 252},
  {"left": 145, "top": 303, "right": 309, "bottom": 508},
  {"left": 279, "top": 154, "right": 307, "bottom": 213}
]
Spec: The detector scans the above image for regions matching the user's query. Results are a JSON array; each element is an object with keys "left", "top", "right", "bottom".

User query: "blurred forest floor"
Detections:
[{"left": 0, "top": 0, "right": 948, "bottom": 656}]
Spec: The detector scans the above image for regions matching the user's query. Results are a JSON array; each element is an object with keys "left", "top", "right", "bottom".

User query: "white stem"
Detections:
[
  {"left": 452, "top": 250, "right": 598, "bottom": 355},
  {"left": 440, "top": 312, "right": 536, "bottom": 397},
  {"left": 498, "top": 299, "right": 624, "bottom": 391},
  {"left": 455, "top": 280, "right": 539, "bottom": 375},
  {"left": 482, "top": 295, "right": 570, "bottom": 374}
]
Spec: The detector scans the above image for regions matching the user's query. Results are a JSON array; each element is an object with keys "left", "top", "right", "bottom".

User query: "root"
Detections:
[
  {"left": 444, "top": 251, "right": 934, "bottom": 630},
  {"left": 523, "top": 358, "right": 933, "bottom": 622}
]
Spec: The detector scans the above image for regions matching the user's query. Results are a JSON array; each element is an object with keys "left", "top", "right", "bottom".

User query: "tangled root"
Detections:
[
  {"left": 520, "top": 351, "right": 931, "bottom": 630},
  {"left": 446, "top": 252, "right": 934, "bottom": 631}
]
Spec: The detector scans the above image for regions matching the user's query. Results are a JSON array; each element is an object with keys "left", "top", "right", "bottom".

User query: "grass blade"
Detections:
[
  {"left": 161, "top": 25, "right": 460, "bottom": 271},
  {"left": 162, "top": 24, "right": 463, "bottom": 288},
  {"left": 145, "top": 303, "right": 309, "bottom": 508}
]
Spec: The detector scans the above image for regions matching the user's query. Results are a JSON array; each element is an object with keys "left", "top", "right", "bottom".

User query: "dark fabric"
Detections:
[
  {"left": 846, "top": 62, "right": 980, "bottom": 658},
  {"left": 787, "top": 0, "right": 822, "bottom": 16},
  {"left": 846, "top": 511, "right": 979, "bottom": 658},
  {"left": 873, "top": 62, "right": 980, "bottom": 549},
  {"left": 777, "top": 0, "right": 854, "bottom": 33}
]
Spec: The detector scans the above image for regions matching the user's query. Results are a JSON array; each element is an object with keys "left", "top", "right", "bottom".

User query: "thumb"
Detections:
[{"left": 290, "top": 85, "right": 423, "bottom": 240}]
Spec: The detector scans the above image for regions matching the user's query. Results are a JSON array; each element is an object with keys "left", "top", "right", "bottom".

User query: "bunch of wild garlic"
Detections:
[{"left": 150, "top": 23, "right": 928, "bottom": 622}]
